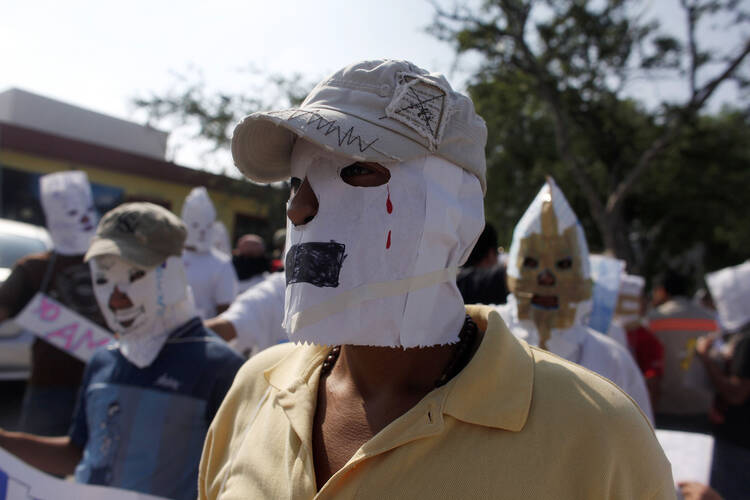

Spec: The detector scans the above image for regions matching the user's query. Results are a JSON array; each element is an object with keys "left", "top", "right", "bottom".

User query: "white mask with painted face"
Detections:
[
  {"left": 40, "top": 171, "right": 98, "bottom": 256},
  {"left": 506, "top": 178, "right": 593, "bottom": 350},
  {"left": 89, "top": 255, "right": 197, "bottom": 368},
  {"left": 181, "top": 187, "right": 216, "bottom": 254},
  {"left": 283, "top": 139, "right": 484, "bottom": 348}
]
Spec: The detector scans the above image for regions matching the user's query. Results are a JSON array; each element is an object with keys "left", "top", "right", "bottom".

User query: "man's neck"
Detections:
[{"left": 332, "top": 343, "right": 458, "bottom": 399}]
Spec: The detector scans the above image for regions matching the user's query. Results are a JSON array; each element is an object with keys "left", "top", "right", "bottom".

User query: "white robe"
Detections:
[{"left": 497, "top": 298, "right": 654, "bottom": 424}]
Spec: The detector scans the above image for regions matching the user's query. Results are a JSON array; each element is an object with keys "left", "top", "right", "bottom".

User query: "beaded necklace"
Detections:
[{"left": 320, "top": 315, "right": 479, "bottom": 387}]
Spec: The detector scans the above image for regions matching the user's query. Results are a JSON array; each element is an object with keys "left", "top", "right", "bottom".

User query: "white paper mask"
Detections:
[
  {"left": 706, "top": 261, "right": 750, "bottom": 332},
  {"left": 506, "top": 178, "right": 593, "bottom": 348},
  {"left": 89, "top": 255, "right": 196, "bottom": 367},
  {"left": 613, "top": 273, "right": 646, "bottom": 327},
  {"left": 40, "top": 171, "right": 98, "bottom": 256},
  {"left": 181, "top": 187, "right": 217, "bottom": 254},
  {"left": 283, "top": 139, "right": 484, "bottom": 347}
]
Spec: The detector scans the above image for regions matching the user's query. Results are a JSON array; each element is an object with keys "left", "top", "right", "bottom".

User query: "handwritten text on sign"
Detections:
[{"left": 15, "top": 293, "right": 113, "bottom": 362}]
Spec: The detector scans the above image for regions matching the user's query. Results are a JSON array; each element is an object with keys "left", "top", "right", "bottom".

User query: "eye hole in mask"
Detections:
[
  {"left": 523, "top": 257, "right": 539, "bottom": 269},
  {"left": 129, "top": 269, "right": 146, "bottom": 282},
  {"left": 556, "top": 257, "right": 573, "bottom": 270},
  {"left": 339, "top": 162, "right": 391, "bottom": 187}
]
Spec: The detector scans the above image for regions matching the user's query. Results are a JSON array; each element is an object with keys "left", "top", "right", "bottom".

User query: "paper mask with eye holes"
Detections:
[
  {"left": 506, "top": 178, "right": 593, "bottom": 347},
  {"left": 40, "top": 171, "right": 98, "bottom": 256},
  {"left": 282, "top": 139, "right": 484, "bottom": 348},
  {"left": 181, "top": 187, "right": 217, "bottom": 254}
]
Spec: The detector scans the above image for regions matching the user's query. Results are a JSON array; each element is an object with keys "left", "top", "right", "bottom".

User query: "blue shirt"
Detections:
[{"left": 69, "top": 317, "right": 244, "bottom": 500}]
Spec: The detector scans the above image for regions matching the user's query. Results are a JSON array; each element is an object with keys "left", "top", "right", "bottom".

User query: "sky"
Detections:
[{"left": 1, "top": 0, "right": 745, "bottom": 172}]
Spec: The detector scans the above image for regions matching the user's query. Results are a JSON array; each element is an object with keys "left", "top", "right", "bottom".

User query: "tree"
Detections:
[
  {"left": 429, "top": 0, "right": 750, "bottom": 270},
  {"left": 132, "top": 68, "right": 313, "bottom": 175}
]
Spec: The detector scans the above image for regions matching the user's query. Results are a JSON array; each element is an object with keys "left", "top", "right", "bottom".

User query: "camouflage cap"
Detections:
[{"left": 84, "top": 202, "right": 186, "bottom": 268}]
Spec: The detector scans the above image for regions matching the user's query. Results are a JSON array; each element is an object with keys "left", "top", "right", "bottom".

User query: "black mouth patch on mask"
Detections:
[{"left": 286, "top": 241, "right": 346, "bottom": 288}]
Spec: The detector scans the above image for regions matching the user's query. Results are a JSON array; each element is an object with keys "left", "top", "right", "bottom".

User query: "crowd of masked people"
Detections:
[{"left": 0, "top": 59, "right": 747, "bottom": 500}]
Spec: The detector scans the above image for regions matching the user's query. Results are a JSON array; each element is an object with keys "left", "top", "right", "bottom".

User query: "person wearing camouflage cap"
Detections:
[
  {"left": 199, "top": 60, "right": 673, "bottom": 499},
  {"left": 0, "top": 203, "right": 244, "bottom": 500}
]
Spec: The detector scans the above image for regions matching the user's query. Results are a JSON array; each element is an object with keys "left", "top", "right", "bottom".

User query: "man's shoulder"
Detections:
[
  {"left": 13, "top": 250, "right": 53, "bottom": 270},
  {"left": 527, "top": 345, "right": 653, "bottom": 434},
  {"left": 651, "top": 297, "right": 714, "bottom": 319}
]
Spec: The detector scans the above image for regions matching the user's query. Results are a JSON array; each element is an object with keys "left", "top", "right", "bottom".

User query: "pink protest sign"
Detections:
[{"left": 14, "top": 293, "right": 113, "bottom": 362}]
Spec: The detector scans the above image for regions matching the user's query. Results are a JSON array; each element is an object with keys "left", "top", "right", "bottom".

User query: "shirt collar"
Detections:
[
  {"left": 443, "top": 305, "right": 533, "bottom": 431},
  {"left": 263, "top": 305, "right": 534, "bottom": 432}
]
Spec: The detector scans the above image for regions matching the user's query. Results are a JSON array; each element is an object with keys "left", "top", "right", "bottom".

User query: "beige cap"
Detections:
[
  {"left": 232, "top": 59, "right": 488, "bottom": 194},
  {"left": 84, "top": 202, "right": 186, "bottom": 268}
]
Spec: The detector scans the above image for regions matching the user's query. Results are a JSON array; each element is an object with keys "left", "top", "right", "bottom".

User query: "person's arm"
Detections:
[
  {"left": 678, "top": 481, "right": 723, "bottom": 500},
  {"left": 214, "top": 304, "right": 230, "bottom": 316},
  {"left": 204, "top": 316, "right": 238, "bottom": 342},
  {"left": 0, "top": 429, "right": 81, "bottom": 476},
  {"left": 696, "top": 336, "right": 750, "bottom": 406}
]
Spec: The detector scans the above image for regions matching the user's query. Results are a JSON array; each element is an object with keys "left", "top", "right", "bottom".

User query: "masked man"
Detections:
[
  {"left": 198, "top": 59, "right": 671, "bottom": 499},
  {"left": 0, "top": 203, "right": 244, "bottom": 500},
  {"left": 181, "top": 187, "right": 238, "bottom": 318},
  {"left": 0, "top": 171, "right": 104, "bottom": 436},
  {"left": 610, "top": 272, "right": 664, "bottom": 409},
  {"left": 497, "top": 178, "right": 653, "bottom": 422}
]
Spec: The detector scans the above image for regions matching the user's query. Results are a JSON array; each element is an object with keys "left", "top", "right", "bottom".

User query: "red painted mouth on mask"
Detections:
[{"left": 531, "top": 295, "right": 559, "bottom": 310}]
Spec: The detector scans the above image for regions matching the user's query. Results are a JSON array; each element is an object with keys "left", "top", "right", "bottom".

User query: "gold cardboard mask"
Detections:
[{"left": 507, "top": 191, "right": 592, "bottom": 347}]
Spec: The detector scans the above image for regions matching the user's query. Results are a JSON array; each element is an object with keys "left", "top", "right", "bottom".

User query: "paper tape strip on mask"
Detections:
[{"left": 286, "top": 267, "right": 459, "bottom": 334}]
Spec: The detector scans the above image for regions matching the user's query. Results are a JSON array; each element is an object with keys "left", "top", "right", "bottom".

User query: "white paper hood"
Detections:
[
  {"left": 181, "top": 187, "right": 216, "bottom": 254},
  {"left": 40, "top": 171, "right": 97, "bottom": 256},
  {"left": 706, "top": 260, "right": 750, "bottom": 332},
  {"left": 505, "top": 177, "right": 593, "bottom": 344}
]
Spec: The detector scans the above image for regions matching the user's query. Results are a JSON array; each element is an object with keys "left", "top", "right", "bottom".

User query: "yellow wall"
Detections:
[{"left": 0, "top": 149, "right": 270, "bottom": 236}]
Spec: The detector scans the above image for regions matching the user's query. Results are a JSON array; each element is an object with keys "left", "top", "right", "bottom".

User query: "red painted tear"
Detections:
[
  {"left": 386, "top": 185, "right": 393, "bottom": 214},
  {"left": 386, "top": 230, "right": 392, "bottom": 249}
]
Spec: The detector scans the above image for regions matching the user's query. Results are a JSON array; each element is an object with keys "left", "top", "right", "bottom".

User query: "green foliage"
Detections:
[
  {"left": 431, "top": 0, "right": 750, "bottom": 278},
  {"left": 132, "top": 69, "right": 314, "bottom": 152}
]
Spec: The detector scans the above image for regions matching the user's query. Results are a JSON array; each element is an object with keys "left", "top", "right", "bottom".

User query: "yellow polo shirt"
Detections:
[{"left": 199, "top": 305, "right": 674, "bottom": 499}]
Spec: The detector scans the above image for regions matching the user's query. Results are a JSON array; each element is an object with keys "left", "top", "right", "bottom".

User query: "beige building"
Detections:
[{"left": 0, "top": 88, "right": 284, "bottom": 245}]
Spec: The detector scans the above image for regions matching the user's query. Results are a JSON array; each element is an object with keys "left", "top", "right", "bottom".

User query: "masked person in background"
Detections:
[
  {"left": 697, "top": 261, "right": 750, "bottom": 499},
  {"left": 497, "top": 178, "right": 653, "bottom": 422},
  {"left": 198, "top": 59, "right": 671, "bottom": 499},
  {"left": 232, "top": 233, "right": 271, "bottom": 293},
  {"left": 180, "top": 187, "right": 238, "bottom": 318},
  {"left": 0, "top": 171, "right": 104, "bottom": 436},
  {"left": 648, "top": 268, "right": 718, "bottom": 433},
  {"left": 610, "top": 272, "right": 664, "bottom": 410},
  {"left": 0, "top": 203, "right": 244, "bottom": 500}
]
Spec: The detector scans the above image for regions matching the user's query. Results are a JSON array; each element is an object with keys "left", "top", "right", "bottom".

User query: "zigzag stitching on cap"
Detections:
[{"left": 286, "top": 110, "right": 379, "bottom": 153}]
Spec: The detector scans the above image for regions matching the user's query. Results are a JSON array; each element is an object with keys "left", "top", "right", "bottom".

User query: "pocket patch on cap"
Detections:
[{"left": 385, "top": 73, "right": 452, "bottom": 150}]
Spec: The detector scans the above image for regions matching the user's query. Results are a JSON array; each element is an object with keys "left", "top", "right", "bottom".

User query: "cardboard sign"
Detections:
[
  {"left": 14, "top": 293, "right": 113, "bottom": 362},
  {"left": 588, "top": 255, "right": 625, "bottom": 334},
  {"left": 0, "top": 447, "right": 166, "bottom": 500}
]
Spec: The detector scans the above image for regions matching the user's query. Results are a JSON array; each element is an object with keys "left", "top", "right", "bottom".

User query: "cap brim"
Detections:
[
  {"left": 84, "top": 237, "right": 168, "bottom": 268},
  {"left": 231, "top": 107, "right": 430, "bottom": 184}
]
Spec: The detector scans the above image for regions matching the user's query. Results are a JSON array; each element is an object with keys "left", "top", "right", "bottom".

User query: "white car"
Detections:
[{"left": 0, "top": 218, "right": 52, "bottom": 380}]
